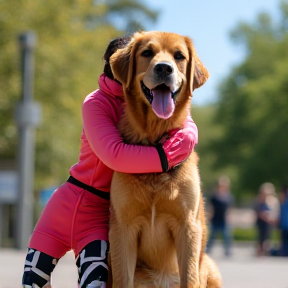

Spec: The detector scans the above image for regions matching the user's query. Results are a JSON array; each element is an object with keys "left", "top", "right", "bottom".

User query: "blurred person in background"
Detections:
[
  {"left": 254, "top": 182, "right": 279, "bottom": 257},
  {"left": 206, "top": 175, "right": 234, "bottom": 257},
  {"left": 279, "top": 184, "right": 288, "bottom": 256}
]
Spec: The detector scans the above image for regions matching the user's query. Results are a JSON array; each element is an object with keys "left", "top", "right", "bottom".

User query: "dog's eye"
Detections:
[
  {"left": 174, "top": 51, "right": 185, "bottom": 60},
  {"left": 141, "top": 49, "right": 154, "bottom": 57}
]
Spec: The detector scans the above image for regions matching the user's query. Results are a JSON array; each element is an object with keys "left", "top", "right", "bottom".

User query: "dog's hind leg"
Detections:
[{"left": 199, "top": 254, "right": 222, "bottom": 288}]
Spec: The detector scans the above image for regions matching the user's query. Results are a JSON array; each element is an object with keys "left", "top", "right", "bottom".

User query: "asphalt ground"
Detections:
[{"left": 1, "top": 243, "right": 287, "bottom": 288}]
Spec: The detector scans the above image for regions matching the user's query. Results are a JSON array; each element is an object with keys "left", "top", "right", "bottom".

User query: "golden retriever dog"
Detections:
[{"left": 108, "top": 31, "right": 222, "bottom": 288}]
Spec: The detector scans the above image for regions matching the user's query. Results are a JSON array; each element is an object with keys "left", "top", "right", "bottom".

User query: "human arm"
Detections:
[{"left": 82, "top": 92, "right": 198, "bottom": 173}]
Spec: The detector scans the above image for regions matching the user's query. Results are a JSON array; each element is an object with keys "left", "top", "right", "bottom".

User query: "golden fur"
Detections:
[{"left": 108, "top": 31, "right": 222, "bottom": 288}]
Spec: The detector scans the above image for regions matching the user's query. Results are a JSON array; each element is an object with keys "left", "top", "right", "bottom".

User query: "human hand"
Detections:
[{"left": 156, "top": 117, "right": 198, "bottom": 171}]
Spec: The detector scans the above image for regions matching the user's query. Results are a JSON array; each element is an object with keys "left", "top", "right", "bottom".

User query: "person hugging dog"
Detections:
[{"left": 21, "top": 35, "right": 198, "bottom": 288}]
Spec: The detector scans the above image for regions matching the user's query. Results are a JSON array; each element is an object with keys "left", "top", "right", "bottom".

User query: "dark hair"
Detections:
[{"left": 103, "top": 35, "right": 131, "bottom": 80}]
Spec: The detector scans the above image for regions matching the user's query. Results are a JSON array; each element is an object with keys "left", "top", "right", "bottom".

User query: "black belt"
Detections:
[{"left": 67, "top": 176, "right": 110, "bottom": 201}]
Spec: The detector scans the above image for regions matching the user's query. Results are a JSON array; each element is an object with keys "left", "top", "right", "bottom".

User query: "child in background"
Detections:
[{"left": 22, "top": 36, "right": 198, "bottom": 288}]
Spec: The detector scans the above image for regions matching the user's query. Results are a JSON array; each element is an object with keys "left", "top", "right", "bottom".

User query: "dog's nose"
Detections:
[{"left": 154, "top": 63, "right": 173, "bottom": 77}]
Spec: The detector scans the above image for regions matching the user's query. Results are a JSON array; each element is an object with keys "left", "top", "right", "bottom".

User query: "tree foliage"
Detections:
[
  {"left": 192, "top": 105, "right": 223, "bottom": 191},
  {"left": 0, "top": 0, "right": 157, "bottom": 191},
  {"left": 211, "top": 0, "right": 288, "bottom": 196},
  {"left": 100, "top": 0, "right": 158, "bottom": 32}
]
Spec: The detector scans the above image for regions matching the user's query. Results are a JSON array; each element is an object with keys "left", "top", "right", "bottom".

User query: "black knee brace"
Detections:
[
  {"left": 22, "top": 248, "right": 58, "bottom": 288},
  {"left": 76, "top": 240, "right": 109, "bottom": 288}
]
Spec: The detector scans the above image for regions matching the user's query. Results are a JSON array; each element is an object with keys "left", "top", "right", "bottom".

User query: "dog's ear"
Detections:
[
  {"left": 185, "top": 37, "right": 209, "bottom": 94},
  {"left": 110, "top": 36, "right": 140, "bottom": 88},
  {"left": 193, "top": 54, "right": 209, "bottom": 90},
  {"left": 110, "top": 45, "right": 132, "bottom": 86}
]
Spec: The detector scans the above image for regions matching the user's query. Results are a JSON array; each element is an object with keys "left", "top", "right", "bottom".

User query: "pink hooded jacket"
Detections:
[{"left": 70, "top": 74, "right": 197, "bottom": 193}]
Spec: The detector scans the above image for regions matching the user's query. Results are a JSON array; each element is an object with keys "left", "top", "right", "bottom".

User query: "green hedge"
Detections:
[{"left": 233, "top": 227, "right": 280, "bottom": 242}]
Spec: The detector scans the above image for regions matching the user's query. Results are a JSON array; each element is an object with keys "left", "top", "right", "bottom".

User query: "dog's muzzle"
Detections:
[{"left": 141, "top": 81, "right": 181, "bottom": 119}]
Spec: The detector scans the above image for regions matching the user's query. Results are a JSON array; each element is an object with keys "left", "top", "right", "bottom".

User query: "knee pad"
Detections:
[
  {"left": 22, "top": 248, "right": 58, "bottom": 288},
  {"left": 76, "top": 240, "right": 109, "bottom": 288}
]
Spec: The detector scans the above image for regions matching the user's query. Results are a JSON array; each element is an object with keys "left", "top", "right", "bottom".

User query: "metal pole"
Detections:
[{"left": 15, "top": 31, "right": 41, "bottom": 249}]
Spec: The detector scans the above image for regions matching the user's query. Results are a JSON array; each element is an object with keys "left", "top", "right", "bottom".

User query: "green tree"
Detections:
[
  {"left": 100, "top": 0, "right": 158, "bottom": 32},
  {"left": 0, "top": 0, "right": 157, "bottom": 191},
  {"left": 211, "top": 0, "right": 288, "bottom": 197},
  {"left": 192, "top": 106, "right": 222, "bottom": 190}
]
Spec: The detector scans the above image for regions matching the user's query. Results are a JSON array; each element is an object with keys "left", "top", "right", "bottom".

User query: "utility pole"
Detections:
[{"left": 15, "top": 31, "right": 41, "bottom": 249}]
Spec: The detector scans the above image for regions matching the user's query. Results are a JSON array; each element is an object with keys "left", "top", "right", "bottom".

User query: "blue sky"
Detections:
[{"left": 143, "top": 0, "right": 281, "bottom": 105}]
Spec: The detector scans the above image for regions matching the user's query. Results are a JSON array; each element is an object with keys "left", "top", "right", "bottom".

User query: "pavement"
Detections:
[{"left": 0, "top": 242, "right": 287, "bottom": 288}]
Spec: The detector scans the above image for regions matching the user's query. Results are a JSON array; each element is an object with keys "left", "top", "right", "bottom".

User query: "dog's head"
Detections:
[{"left": 110, "top": 31, "right": 208, "bottom": 120}]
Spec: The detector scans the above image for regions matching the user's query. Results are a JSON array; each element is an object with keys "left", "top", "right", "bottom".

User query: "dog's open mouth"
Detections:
[{"left": 141, "top": 81, "right": 180, "bottom": 119}]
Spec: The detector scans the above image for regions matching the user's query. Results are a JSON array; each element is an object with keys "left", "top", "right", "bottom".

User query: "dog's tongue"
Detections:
[{"left": 151, "top": 87, "right": 175, "bottom": 119}]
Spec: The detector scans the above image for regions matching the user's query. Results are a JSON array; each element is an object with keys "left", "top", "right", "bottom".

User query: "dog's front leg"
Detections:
[
  {"left": 174, "top": 218, "right": 201, "bottom": 288},
  {"left": 109, "top": 216, "right": 138, "bottom": 288}
]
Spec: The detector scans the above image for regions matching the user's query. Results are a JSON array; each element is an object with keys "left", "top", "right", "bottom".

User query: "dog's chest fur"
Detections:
[
  {"left": 111, "top": 153, "right": 198, "bottom": 275},
  {"left": 114, "top": 108, "right": 198, "bottom": 211}
]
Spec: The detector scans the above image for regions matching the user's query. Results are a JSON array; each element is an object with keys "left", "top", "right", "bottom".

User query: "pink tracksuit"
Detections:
[{"left": 28, "top": 74, "right": 198, "bottom": 258}]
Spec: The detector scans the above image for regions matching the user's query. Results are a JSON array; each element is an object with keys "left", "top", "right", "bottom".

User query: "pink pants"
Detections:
[{"left": 29, "top": 182, "right": 110, "bottom": 258}]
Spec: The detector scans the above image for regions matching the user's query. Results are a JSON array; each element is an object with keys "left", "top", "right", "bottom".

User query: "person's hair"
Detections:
[
  {"left": 103, "top": 35, "right": 131, "bottom": 80},
  {"left": 218, "top": 175, "right": 230, "bottom": 187},
  {"left": 259, "top": 182, "right": 275, "bottom": 196}
]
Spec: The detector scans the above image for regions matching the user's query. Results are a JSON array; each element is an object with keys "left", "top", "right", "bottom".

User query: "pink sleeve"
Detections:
[
  {"left": 82, "top": 93, "right": 163, "bottom": 173},
  {"left": 185, "top": 115, "right": 198, "bottom": 145}
]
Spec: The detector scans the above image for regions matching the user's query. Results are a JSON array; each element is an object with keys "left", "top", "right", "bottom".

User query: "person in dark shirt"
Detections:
[{"left": 206, "top": 176, "right": 234, "bottom": 256}]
